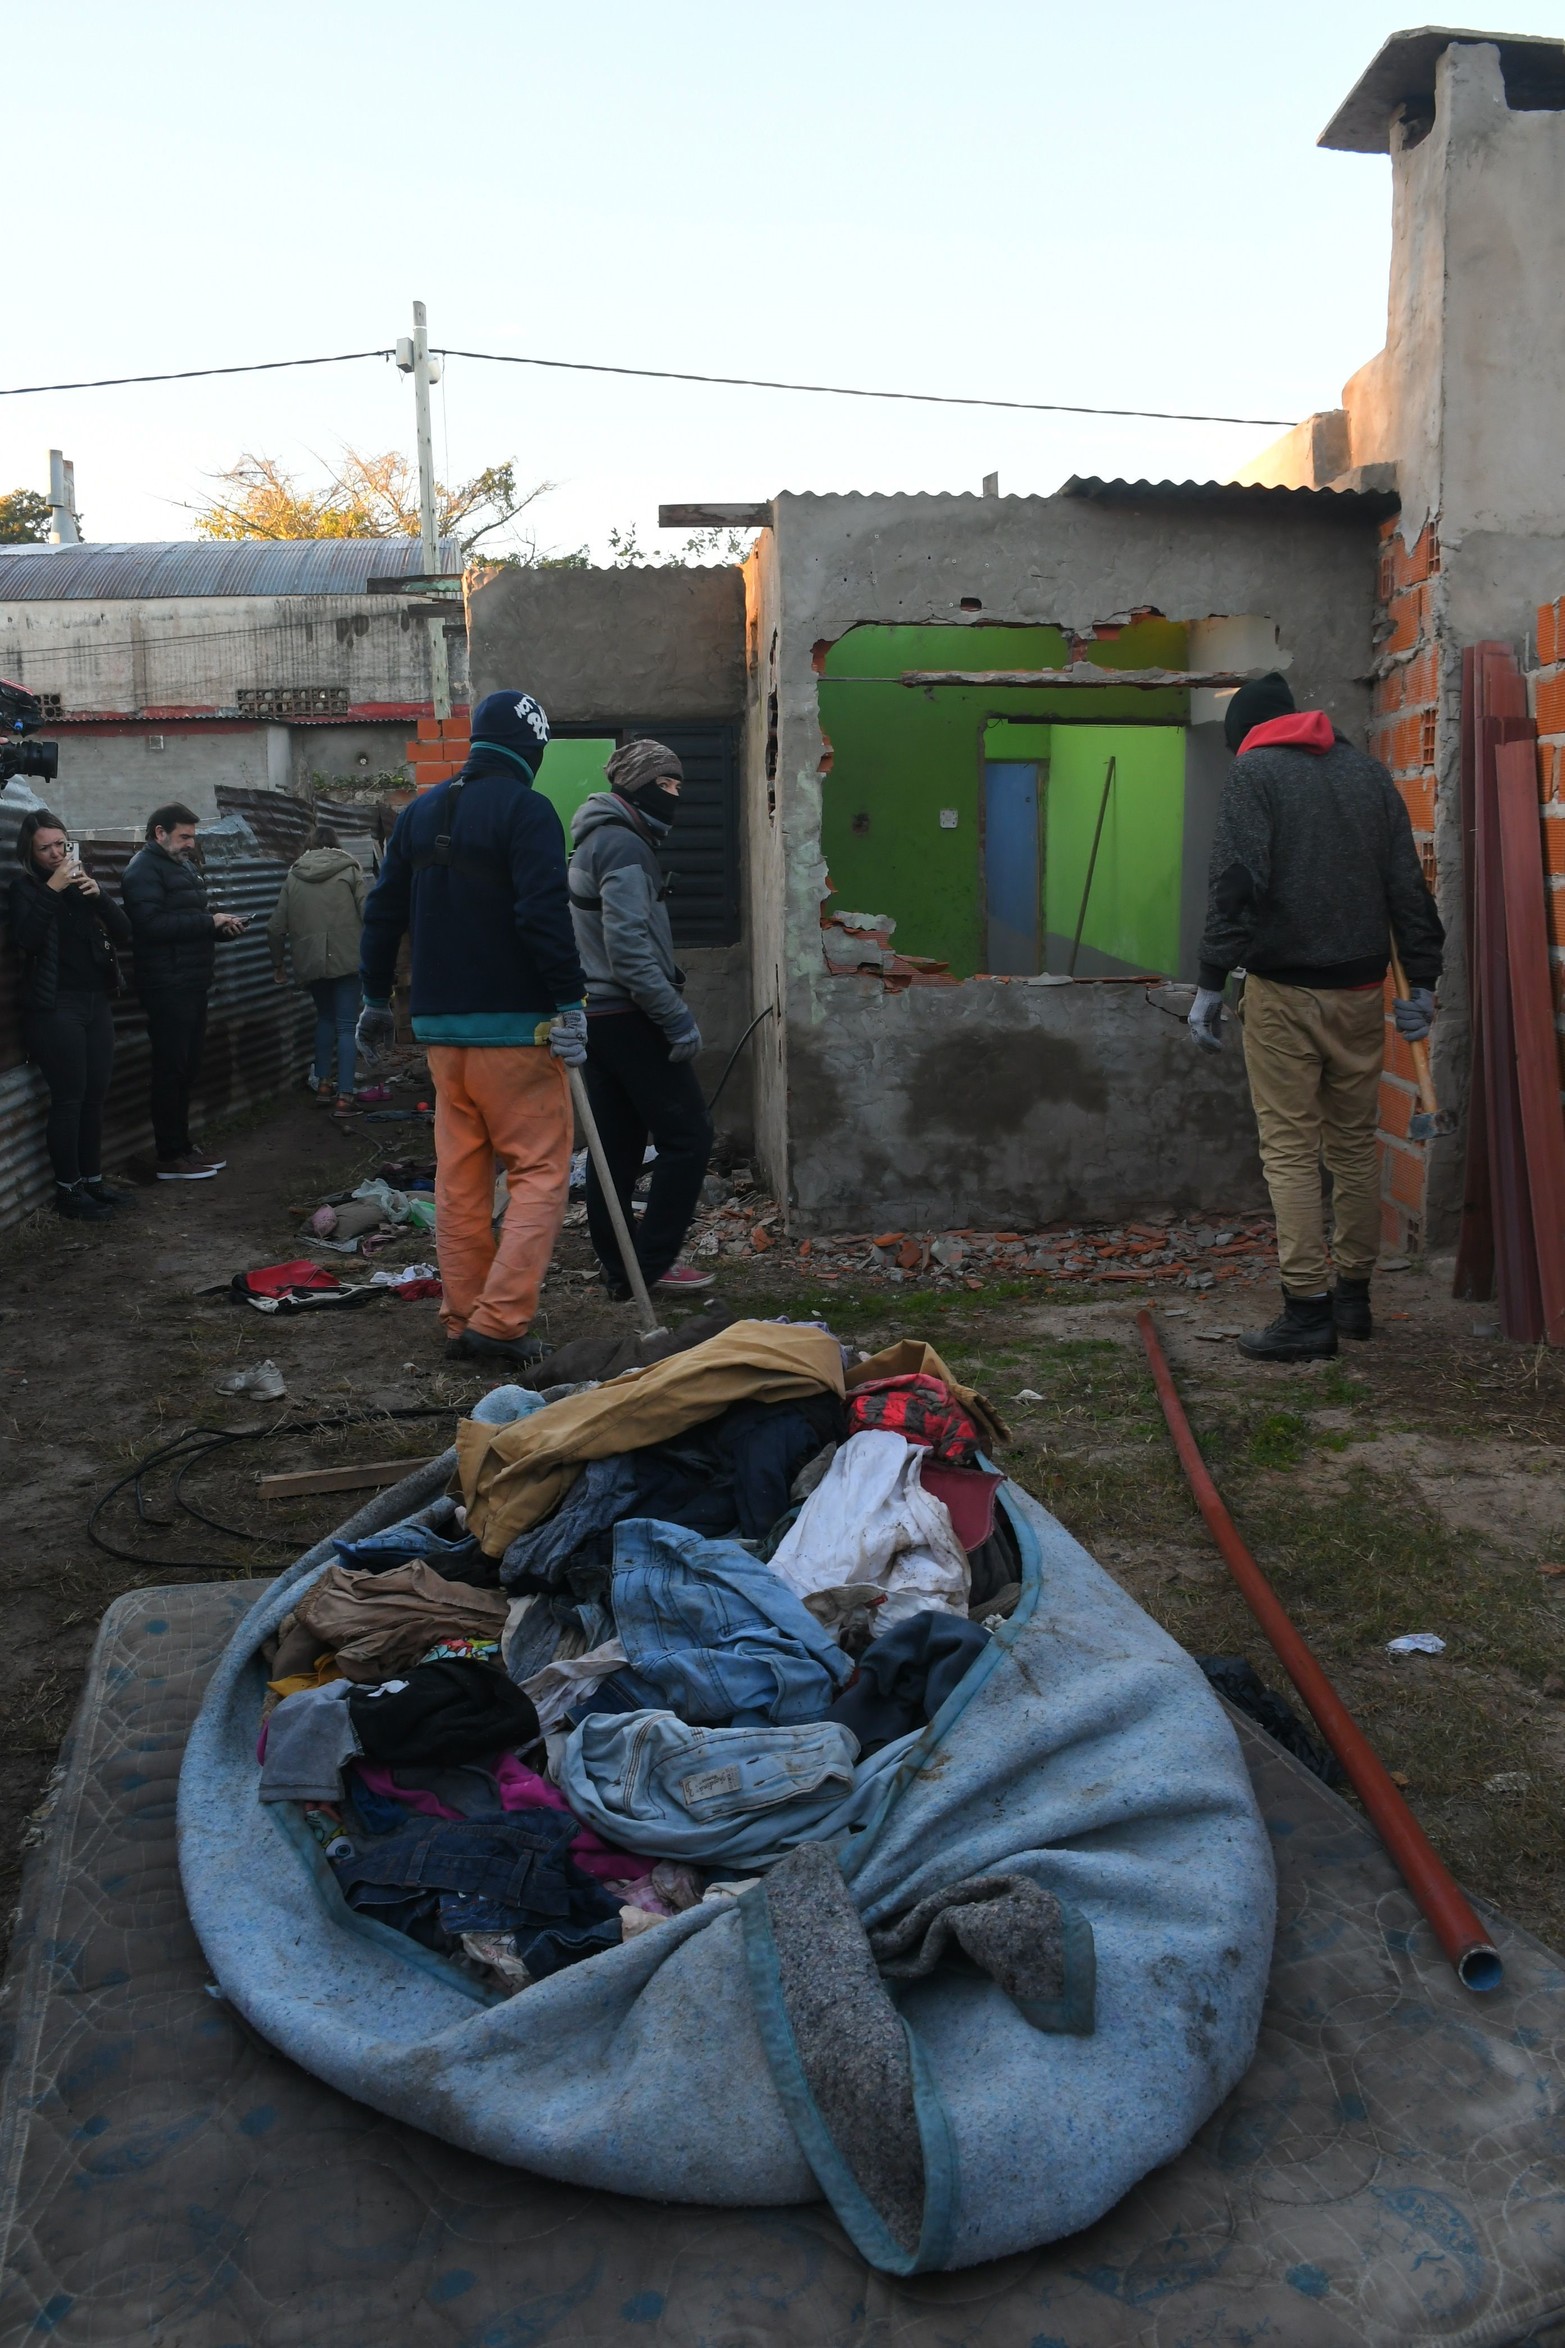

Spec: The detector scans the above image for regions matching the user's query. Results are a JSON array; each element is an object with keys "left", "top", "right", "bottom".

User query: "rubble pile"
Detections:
[{"left": 684, "top": 1170, "right": 1278, "bottom": 1292}]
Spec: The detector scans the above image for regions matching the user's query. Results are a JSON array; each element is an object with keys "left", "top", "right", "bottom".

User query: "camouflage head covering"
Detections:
[{"left": 605, "top": 739, "right": 683, "bottom": 796}]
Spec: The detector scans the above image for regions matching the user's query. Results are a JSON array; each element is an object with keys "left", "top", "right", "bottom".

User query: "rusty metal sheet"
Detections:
[{"left": 1496, "top": 736, "right": 1565, "bottom": 1344}]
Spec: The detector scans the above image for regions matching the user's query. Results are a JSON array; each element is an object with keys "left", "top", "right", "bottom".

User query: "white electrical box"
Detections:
[{"left": 939, "top": 809, "right": 958, "bottom": 829}]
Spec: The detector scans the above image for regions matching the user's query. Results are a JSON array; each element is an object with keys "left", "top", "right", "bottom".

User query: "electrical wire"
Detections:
[
  {"left": 436, "top": 347, "right": 1298, "bottom": 431},
  {"left": 87, "top": 1405, "right": 456, "bottom": 1572},
  {"left": 0, "top": 344, "right": 1297, "bottom": 431}
]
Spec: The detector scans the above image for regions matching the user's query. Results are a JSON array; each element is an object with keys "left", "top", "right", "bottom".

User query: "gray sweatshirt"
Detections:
[{"left": 568, "top": 793, "right": 686, "bottom": 1034}]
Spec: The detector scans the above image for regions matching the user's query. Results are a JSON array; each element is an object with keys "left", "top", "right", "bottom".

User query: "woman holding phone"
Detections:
[{"left": 9, "top": 810, "right": 136, "bottom": 1220}]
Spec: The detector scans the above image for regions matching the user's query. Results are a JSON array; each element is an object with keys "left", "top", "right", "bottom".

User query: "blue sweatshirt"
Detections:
[{"left": 360, "top": 750, "right": 585, "bottom": 1045}]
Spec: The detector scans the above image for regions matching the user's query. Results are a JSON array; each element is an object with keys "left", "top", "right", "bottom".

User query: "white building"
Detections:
[{"left": 0, "top": 537, "right": 465, "bottom": 831}]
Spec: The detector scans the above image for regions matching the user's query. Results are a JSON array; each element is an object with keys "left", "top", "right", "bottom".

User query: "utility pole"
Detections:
[
  {"left": 395, "top": 300, "right": 451, "bottom": 720},
  {"left": 47, "top": 450, "right": 80, "bottom": 546}
]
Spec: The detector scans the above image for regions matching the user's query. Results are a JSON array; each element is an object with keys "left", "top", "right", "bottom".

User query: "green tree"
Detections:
[{"left": 0, "top": 488, "right": 52, "bottom": 544}]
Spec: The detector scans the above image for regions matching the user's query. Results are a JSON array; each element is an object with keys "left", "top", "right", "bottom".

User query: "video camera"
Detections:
[{"left": 1, "top": 678, "right": 60, "bottom": 786}]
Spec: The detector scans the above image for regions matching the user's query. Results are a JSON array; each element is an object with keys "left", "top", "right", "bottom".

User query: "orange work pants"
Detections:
[{"left": 426, "top": 1045, "right": 571, "bottom": 1340}]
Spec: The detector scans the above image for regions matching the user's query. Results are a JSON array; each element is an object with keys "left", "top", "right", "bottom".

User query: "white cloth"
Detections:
[
  {"left": 521, "top": 1636, "right": 629, "bottom": 1733},
  {"left": 765, "top": 1430, "right": 969, "bottom": 1630}
]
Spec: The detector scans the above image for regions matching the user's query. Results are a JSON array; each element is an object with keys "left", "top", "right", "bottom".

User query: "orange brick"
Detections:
[
  {"left": 1371, "top": 712, "right": 1427, "bottom": 773},
  {"left": 1536, "top": 670, "right": 1565, "bottom": 736},
  {"left": 1539, "top": 740, "right": 1565, "bottom": 802},
  {"left": 1383, "top": 584, "right": 1430, "bottom": 656},
  {"left": 1384, "top": 1028, "right": 1421, "bottom": 1084},
  {"left": 1388, "top": 1143, "right": 1429, "bottom": 1206},
  {"left": 1379, "top": 1200, "right": 1404, "bottom": 1250},
  {"left": 1376, "top": 643, "right": 1438, "bottom": 714},
  {"left": 1380, "top": 523, "right": 1440, "bottom": 599},
  {"left": 416, "top": 716, "right": 442, "bottom": 741},
  {"left": 1547, "top": 882, "right": 1565, "bottom": 952},
  {"left": 1542, "top": 810, "right": 1565, "bottom": 876},
  {"left": 1539, "top": 602, "right": 1559, "bottom": 666},
  {"left": 1397, "top": 773, "right": 1436, "bottom": 829},
  {"left": 1377, "top": 1077, "right": 1417, "bottom": 1140}
]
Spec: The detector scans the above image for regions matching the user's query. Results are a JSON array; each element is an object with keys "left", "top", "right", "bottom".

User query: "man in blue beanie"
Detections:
[{"left": 358, "top": 690, "right": 586, "bottom": 1367}]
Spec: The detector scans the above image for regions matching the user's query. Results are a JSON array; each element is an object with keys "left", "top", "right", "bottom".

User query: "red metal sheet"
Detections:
[
  {"left": 1496, "top": 737, "right": 1565, "bottom": 1343},
  {"left": 1479, "top": 709, "right": 1545, "bottom": 1340}
]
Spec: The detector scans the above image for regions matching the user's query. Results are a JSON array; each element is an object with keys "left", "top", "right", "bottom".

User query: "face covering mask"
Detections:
[{"left": 630, "top": 781, "right": 681, "bottom": 830}]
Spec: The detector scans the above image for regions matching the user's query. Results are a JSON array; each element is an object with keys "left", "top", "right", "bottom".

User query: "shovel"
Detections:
[{"left": 1389, "top": 943, "right": 1457, "bottom": 1141}]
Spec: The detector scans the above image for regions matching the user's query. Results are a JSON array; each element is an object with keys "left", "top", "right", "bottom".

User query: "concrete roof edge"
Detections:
[{"left": 1319, "top": 25, "right": 1565, "bottom": 153}]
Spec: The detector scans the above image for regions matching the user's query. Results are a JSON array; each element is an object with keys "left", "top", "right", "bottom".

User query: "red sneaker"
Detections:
[{"left": 654, "top": 1263, "right": 716, "bottom": 1293}]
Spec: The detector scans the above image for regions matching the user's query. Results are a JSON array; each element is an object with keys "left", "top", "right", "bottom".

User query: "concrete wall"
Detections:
[
  {"left": 760, "top": 488, "right": 1380, "bottom": 1229},
  {"left": 0, "top": 593, "right": 440, "bottom": 715},
  {"left": 43, "top": 723, "right": 272, "bottom": 830},
  {"left": 467, "top": 566, "right": 746, "bottom": 723}
]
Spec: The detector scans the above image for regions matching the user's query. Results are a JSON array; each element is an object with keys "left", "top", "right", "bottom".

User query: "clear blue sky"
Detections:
[{"left": 7, "top": 3, "right": 1560, "bottom": 559}]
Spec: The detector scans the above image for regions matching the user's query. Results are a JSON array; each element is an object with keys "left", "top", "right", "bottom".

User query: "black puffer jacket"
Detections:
[
  {"left": 121, "top": 840, "right": 217, "bottom": 996},
  {"left": 9, "top": 864, "right": 132, "bottom": 1015}
]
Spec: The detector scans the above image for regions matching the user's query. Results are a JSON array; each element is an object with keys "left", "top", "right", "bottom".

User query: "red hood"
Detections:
[{"left": 1237, "top": 710, "right": 1336, "bottom": 756}]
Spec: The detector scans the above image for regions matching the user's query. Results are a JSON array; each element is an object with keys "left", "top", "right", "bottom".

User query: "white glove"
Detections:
[
  {"left": 1188, "top": 988, "right": 1225, "bottom": 1051},
  {"left": 355, "top": 1002, "right": 396, "bottom": 1063},
  {"left": 548, "top": 1008, "right": 588, "bottom": 1066}
]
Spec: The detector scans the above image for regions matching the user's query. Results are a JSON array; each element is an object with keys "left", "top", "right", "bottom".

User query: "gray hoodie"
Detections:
[
  {"left": 568, "top": 793, "right": 685, "bottom": 1035},
  {"left": 266, "top": 846, "right": 369, "bottom": 985}
]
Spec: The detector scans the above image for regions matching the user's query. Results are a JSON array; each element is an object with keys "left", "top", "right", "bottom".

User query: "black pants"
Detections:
[
  {"left": 143, "top": 987, "right": 209, "bottom": 1161},
  {"left": 583, "top": 1009, "right": 713, "bottom": 1287},
  {"left": 25, "top": 988, "right": 115, "bottom": 1186}
]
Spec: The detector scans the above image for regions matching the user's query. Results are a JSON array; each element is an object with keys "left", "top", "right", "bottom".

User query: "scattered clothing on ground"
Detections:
[
  {"left": 347, "top": 1657, "right": 539, "bottom": 1766},
  {"left": 295, "top": 1563, "right": 510, "bottom": 1682},
  {"left": 829, "top": 1610, "right": 991, "bottom": 1755},
  {"left": 259, "top": 1680, "right": 361, "bottom": 1804},
  {"left": 767, "top": 1430, "right": 971, "bottom": 1630}
]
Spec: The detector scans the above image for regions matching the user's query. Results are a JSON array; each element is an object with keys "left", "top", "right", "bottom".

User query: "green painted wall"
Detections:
[
  {"left": 818, "top": 624, "right": 1188, "bottom": 976},
  {"left": 533, "top": 737, "right": 616, "bottom": 837},
  {"left": 1041, "top": 725, "right": 1185, "bottom": 975}
]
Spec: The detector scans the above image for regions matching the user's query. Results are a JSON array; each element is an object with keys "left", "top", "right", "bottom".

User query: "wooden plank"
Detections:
[
  {"left": 1496, "top": 737, "right": 1565, "bottom": 1345},
  {"left": 896, "top": 666, "right": 1258, "bottom": 689},
  {"left": 257, "top": 1458, "right": 439, "bottom": 1499},
  {"left": 1481, "top": 716, "right": 1545, "bottom": 1342}
]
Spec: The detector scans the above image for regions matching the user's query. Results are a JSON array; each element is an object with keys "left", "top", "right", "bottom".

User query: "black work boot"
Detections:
[
  {"left": 83, "top": 1176, "right": 137, "bottom": 1209},
  {"left": 1332, "top": 1277, "right": 1373, "bottom": 1341},
  {"left": 449, "top": 1329, "right": 548, "bottom": 1369},
  {"left": 1237, "top": 1291, "right": 1338, "bottom": 1362},
  {"left": 53, "top": 1180, "right": 115, "bottom": 1223}
]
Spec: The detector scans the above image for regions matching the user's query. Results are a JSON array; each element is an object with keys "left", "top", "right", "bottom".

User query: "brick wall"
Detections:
[
  {"left": 406, "top": 712, "right": 471, "bottom": 790},
  {"left": 1370, "top": 518, "right": 1441, "bottom": 1256}
]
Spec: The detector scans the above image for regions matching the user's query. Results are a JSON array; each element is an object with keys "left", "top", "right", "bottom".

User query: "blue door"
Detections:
[{"left": 984, "top": 761, "right": 1041, "bottom": 974}]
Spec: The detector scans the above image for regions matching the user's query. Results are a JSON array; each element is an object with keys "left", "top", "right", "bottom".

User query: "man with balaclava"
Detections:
[
  {"left": 1188, "top": 672, "right": 1444, "bottom": 1361},
  {"left": 568, "top": 738, "right": 715, "bottom": 1300},
  {"left": 357, "top": 689, "right": 586, "bottom": 1368}
]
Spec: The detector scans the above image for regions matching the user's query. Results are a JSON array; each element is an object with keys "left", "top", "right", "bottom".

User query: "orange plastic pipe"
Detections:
[{"left": 1135, "top": 1308, "right": 1502, "bottom": 1993}]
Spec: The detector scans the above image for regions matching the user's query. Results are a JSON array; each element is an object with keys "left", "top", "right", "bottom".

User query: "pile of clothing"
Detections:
[{"left": 256, "top": 1319, "right": 1020, "bottom": 1998}]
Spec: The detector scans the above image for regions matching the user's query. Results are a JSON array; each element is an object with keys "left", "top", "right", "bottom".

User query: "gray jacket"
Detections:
[{"left": 568, "top": 793, "right": 685, "bottom": 1034}]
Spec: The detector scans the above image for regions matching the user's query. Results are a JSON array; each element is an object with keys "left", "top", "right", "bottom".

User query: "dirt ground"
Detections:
[{"left": 3, "top": 1079, "right": 1564, "bottom": 1967}]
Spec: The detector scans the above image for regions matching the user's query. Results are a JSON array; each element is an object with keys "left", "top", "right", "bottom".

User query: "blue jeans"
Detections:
[{"left": 309, "top": 974, "right": 361, "bottom": 1095}]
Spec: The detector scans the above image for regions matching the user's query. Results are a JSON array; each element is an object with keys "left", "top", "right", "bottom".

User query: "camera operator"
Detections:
[
  {"left": 9, "top": 810, "right": 136, "bottom": 1221},
  {"left": 121, "top": 803, "right": 247, "bottom": 1181}
]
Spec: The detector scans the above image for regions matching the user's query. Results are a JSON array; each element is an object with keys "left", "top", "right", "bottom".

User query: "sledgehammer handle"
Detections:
[
  {"left": 1389, "top": 943, "right": 1440, "bottom": 1122},
  {"left": 567, "top": 1065, "right": 666, "bottom": 1339}
]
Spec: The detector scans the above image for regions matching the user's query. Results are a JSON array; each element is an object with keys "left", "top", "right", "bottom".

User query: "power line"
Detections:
[
  {"left": 0, "top": 344, "right": 1297, "bottom": 431},
  {"left": 437, "top": 348, "right": 1297, "bottom": 431},
  {"left": 0, "top": 351, "right": 394, "bottom": 396}
]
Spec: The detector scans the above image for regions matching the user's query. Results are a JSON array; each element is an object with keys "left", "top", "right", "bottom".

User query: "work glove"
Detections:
[
  {"left": 665, "top": 1012, "right": 703, "bottom": 1066},
  {"left": 355, "top": 1001, "right": 396, "bottom": 1063},
  {"left": 547, "top": 1007, "right": 588, "bottom": 1066},
  {"left": 1187, "top": 987, "right": 1225, "bottom": 1051},
  {"left": 1393, "top": 985, "right": 1436, "bottom": 1042}
]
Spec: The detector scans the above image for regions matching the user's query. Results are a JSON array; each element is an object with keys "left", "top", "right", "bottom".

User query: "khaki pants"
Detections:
[
  {"left": 1240, "top": 975, "right": 1384, "bottom": 1293},
  {"left": 427, "top": 1044, "right": 572, "bottom": 1341}
]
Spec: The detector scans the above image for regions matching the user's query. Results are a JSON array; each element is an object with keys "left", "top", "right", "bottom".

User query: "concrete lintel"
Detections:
[{"left": 659, "top": 504, "right": 770, "bottom": 529}]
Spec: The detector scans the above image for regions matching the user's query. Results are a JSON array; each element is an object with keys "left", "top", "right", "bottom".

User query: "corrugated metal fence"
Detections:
[{"left": 0, "top": 796, "right": 314, "bottom": 1228}]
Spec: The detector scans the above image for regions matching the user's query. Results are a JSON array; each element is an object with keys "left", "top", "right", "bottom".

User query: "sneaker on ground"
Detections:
[
  {"left": 184, "top": 1150, "right": 228, "bottom": 1174},
  {"left": 156, "top": 1154, "right": 217, "bottom": 1181},
  {"left": 654, "top": 1263, "right": 716, "bottom": 1293},
  {"left": 83, "top": 1177, "right": 137, "bottom": 1209},
  {"left": 54, "top": 1181, "right": 116, "bottom": 1222},
  {"left": 454, "top": 1329, "right": 548, "bottom": 1367}
]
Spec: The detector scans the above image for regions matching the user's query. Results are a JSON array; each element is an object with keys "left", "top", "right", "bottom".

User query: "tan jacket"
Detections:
[
  {"left": 266, "top": 847, "right": 368, "bottom": 984},
  {"left": 459, "top": 1320, "right": 847, "bottom": 1555}
]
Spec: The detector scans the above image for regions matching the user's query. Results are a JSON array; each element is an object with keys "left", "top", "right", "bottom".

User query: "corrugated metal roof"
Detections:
[
  {"left": 1060, "top": 475, "right": 1400, "bottom": 518},
  {"left": 0, "top": 537, "right": 463, "bottom": 603}
]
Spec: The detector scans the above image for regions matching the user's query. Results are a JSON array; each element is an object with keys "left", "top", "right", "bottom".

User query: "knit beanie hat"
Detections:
[
  {"left": 605, "top": 738, "right": 683, "bottom": 797},
  {"left": 1223, "top": 671, "right": 1295, "bottom": 752},
  {"left": 469, "top": 689, "right": 551, "bottom": 779}
]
